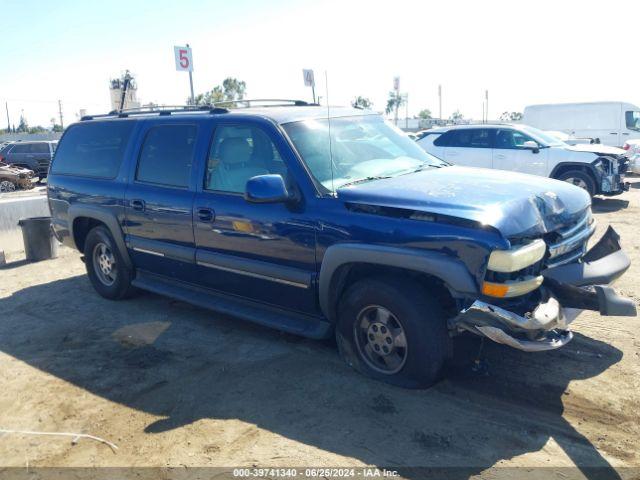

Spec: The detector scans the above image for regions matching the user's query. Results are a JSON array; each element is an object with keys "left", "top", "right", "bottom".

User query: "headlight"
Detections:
[{"left": 487, "top": 239, "right": 546, "bottom": 273}]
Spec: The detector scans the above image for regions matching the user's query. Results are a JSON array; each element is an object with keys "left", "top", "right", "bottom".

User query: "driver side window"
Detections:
[
  {"left": 205, "top": 125, "right": 286, "bottom": 193},
  {"left": 495, "top": 129, "right": 536, "bottom": 149}
]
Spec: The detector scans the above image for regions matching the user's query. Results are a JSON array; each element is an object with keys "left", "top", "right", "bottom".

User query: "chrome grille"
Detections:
[{"left": 546, "top": 211, "right": 595, "bottom": 268}]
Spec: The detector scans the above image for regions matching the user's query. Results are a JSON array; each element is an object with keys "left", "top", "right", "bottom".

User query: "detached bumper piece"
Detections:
[
  {"left": 452, "top": 226, "right": 636, "bottom": 352},
  {"left": 452, "top": 297, "right": 573, "bottom": 352}
]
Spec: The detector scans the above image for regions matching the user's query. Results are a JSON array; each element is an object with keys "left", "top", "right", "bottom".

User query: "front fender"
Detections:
[{"left": 318, "top": 243, "right": 478, "bottom": 320}]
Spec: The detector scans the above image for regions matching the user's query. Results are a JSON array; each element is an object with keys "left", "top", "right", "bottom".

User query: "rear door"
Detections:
[
  {"left": 435, "top": 128, "right": 493, "bottom": 168},
  {"left": 124, "top": 120, "right": 204, "bottom": 280},
  {"left": 492, "top": 128, "right": 548, "bottom": 176}
]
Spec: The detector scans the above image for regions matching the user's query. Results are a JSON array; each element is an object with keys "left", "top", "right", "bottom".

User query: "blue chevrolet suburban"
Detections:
[{"left": 47, "top": 101, "right": 636, "bottom": 388}]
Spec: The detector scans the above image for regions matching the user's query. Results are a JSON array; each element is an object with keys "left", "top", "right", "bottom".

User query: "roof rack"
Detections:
[{"left": 80, "top": 99, "right": 317, "bottom": 121}]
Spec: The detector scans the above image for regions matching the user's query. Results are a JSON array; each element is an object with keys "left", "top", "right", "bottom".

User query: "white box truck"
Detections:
[{"left": 523, "top": 102, "right": 640, "bottom": 147}]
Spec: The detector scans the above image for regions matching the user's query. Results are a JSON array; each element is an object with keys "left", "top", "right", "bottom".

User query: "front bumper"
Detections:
[{"left": 451, "top": 227, "right": 636, "bottom": 352}]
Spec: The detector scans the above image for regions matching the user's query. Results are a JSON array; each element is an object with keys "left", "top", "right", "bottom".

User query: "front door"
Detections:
[
  {"left": 124, "top": 121, "right": 201, "bottom": 280},
  {"left": 492, "top": 128, "right": 548, "bottom": 176},
  {"left": 193, "top": 121, "right": 318, "bottom": 314}
]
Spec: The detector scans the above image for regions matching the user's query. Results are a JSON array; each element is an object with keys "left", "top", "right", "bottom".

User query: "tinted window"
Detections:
[
  {"left": 52, "top": 122, "right": 134, "bottom": 177},
  {"left": 10, "top": 143, "right": 30, "bottom": 154},
  {"left": 136, "top": 124, "right": 197, "bottom": 188},
  {"left": 205, "top": 125, "right": 285, "bottom": 193},
  {"left": 495, "top": 129, "right": 537, "bottom": 149},
  {"left": 29, "top": 143, "right": 50, "bottom": 154},
  {"left": 434, "top": 129, "right": 492, "bottom": 148}
]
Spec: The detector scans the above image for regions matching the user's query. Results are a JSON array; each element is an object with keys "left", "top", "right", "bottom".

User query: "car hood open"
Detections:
[{"left": 337, "top": 166, "right": 591, "bottom": 238}]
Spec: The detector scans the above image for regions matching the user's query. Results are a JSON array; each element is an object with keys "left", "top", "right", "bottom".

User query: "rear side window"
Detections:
[
  {"left": 136, "top": 124, "right": 197, "bottom": 188},
  {"left": 435, "top": 129, "right": 492, "bottom": 148},
  {"left": 52, "top": 122, "right": 134, "bottom": 178},
  {"left": 29, "top": 143, "right": 50, "bottom": 154}
]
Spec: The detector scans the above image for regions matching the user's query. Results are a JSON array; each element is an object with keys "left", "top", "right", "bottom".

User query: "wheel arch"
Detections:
[
  {"left": 550, "top": 162, "right": 599, "bottom": 184},
  {"left": 68, "top": 205, "right": 132, "bottom": 269},
  {"left": 318, "top": 244, "right": 477, "bottom": 322}
]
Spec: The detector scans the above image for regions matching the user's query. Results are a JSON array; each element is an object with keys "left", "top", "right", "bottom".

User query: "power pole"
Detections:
[
  {"left": 58, "top": 100, "right": 64, "bottom": 129},
  {"left": 485, "top": 90, "right": 489, "bottom": 123},
  {"left": 5, "top": 102, "right": 10, "bottom": 132},
  {"left": 438, "top": 84, "right": 442, "bottom": 123}
]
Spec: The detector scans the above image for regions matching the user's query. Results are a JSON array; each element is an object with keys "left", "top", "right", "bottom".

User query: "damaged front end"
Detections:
[{"left": 450, "top": 225, "right": 636, "bottom": 352}]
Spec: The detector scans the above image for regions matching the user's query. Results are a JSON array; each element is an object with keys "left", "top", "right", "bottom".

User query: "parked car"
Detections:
[
  {"left": 0, "top": 140, "right": 57, "bottom": 180},
  {"left": 523, "top": 101, "right": 640, "bottom": 147},
  {"left": 48, "top": 103, "right": 635, "bottom": 388},
  {"left": 0, "top": 162, "right": 35, "bottom": 192},
  {"left": 417, "top": 124, "right": 629, "bottom": 197},
  {"left": 623, "top": 139, "right": 640, "bottom": 174}
]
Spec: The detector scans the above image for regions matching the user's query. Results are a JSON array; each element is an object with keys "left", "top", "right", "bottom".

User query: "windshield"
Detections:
[
  {"left": 283, "top": 115, "right": 447, "bottom": 191},
  {"left": 518, "top": 125, "right": 567, "bottom": 147}
]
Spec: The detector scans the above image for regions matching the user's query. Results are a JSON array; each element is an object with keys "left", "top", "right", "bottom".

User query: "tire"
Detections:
[
  {"left": 557, "top": 170, "right": 596, "bottom": 197},
  {"left": 84, "top": 226, "right": 136, "bottom": 300},
  {"left": 0, "top": 180, "right": 16, "bottom": 193},
  {"left": 336, "top": 276, "right": 450, "bottom": 389}
]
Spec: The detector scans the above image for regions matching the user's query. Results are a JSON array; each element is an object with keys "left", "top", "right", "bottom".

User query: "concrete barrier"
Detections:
[{"left": 0, "top": 194, "right": 50, "bottom": 253}]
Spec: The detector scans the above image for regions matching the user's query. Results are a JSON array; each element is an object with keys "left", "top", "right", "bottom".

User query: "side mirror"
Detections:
[
  {"left": 245, "top": 174, "right": 291, "bottom": 204},
  {"left": 522, "top": 140, "right": 540, "bottom": 153}
]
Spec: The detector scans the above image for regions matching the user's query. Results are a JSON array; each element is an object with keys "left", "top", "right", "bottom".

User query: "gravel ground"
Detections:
[{"left": 0, "top": 178, "right": 639, "bottom": 479}]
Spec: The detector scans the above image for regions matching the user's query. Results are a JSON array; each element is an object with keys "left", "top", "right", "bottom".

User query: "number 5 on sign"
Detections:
[{"left": 174, "top": 46, "right": 193, "bottom": 72}]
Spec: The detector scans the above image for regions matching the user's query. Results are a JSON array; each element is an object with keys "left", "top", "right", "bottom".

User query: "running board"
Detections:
[{"left": 132, "top": 270, "right": 332, "bottom": 339}]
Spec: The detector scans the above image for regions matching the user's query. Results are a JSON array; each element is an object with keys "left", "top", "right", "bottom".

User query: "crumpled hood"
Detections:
[
  {"left": 337, "top": 166, "right": 591, "bottom": 238},
  {"left": 565, "top": 144, "right": 625, "bottom": 156}
]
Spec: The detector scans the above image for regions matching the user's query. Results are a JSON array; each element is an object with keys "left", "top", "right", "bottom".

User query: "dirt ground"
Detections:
[{"left": 1, "top": 179, "right": 639, "bottom": 479}]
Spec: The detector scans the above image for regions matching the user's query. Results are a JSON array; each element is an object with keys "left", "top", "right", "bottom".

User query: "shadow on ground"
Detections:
[
  {"left": 592, "top": 198, "right": 629, "bottom": 213},
  {"left": 0, "top": 275, "right": 626, "bottom": 479}
]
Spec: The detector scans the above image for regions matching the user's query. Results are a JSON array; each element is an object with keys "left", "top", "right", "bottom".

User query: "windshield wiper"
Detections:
[{"left": 339, "top": 176, "right": 393, "bottom": 188}]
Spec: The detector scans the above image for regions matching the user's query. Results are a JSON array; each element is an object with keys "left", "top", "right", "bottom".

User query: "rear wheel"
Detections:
[
  {"left": 0, "top": 180, "right": 16, "bottom": 192},
  {"left": 336, "top": 277, "right": 449, "bottom": 388},
  {"left": 557, "top": 170, "right": 596, "bottom": 197},
  {"left": 84, "top": 226, "right": 136, "bottom": 300}
]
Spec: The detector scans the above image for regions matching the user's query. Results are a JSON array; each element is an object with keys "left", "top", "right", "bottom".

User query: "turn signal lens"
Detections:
[
  {"left": 482, "top": 276, "right": 544, "bottom": 298},
  {"left": 482, "top": 282, "right": 509, "bottom": 297}
]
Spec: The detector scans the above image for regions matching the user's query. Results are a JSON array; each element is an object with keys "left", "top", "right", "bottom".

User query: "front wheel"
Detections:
[
  {"left": 336, "top": 277, "right": 450, "bottom": 388},
  {"left": 557, "top": 170, "right": 596, "bottom": 197},
  {"left": 0, "top": 180, "right": 16, "bottom": 193}
]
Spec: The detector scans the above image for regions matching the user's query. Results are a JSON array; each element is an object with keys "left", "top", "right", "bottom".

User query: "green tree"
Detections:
[
  {"left": 16, "top": 114, "right": 28, "bottom": 133},
  {"left": 500, "top": 111, "right": 523, "bottom": 122},
  {"left": 385, "top": 91, "right": 405, "bottom": 115},
  {"left": 449, "top": 110, "right": 464, "bottom": 124},
  {"left": 28, "top": 125, "right": 46, "bottom": 134},
  {"left": 193, "top": 77, "right": 247, "bottom": 105},
  {"left": 418, "top": 109, "right": 432, "bottom": 119},
  {"left": 351, "top": 96, "right": 372, "bottom": 109}
]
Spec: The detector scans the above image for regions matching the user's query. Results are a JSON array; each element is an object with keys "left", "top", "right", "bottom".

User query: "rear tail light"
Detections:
[
  {"left": 0, "top": 155, "right": 4, "bottom": 162},
  {"left": 623, "top": 143, "right": 630, "bottom": 151}
]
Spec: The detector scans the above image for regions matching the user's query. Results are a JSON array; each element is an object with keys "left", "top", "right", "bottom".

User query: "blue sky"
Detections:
[{"left": 1, "top": 0, "right": 639, "bottom": 127}]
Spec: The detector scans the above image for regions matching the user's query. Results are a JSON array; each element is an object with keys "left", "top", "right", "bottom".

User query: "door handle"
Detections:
[
  {"left": 495, "top": 154, "right": 506, "bottom": 159},
  {"left": 196, "top": 207, "right": 214, "bottom": 222},
  {"left": 609, "top": 133, "right": 618, "bottom": 135},
  {"left": 622, "top": 133, "right": 630, "bottom": 135},
  {"left": 448, "top": 151, "right": 458, "bottom": 156},
  {"left": 130, "top": 199, "right": 146, "bottom": 211}
]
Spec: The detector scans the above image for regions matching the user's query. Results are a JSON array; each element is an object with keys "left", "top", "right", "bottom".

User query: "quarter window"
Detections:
[
  {"left": 51, "top": 121, "right": 134, "bottom": 178},
  {"left": 136, "top": 124, "right": 197, "bottom": 188},
  {"left": 205, "top": 125, "right": 285, "bottom": 193}
]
